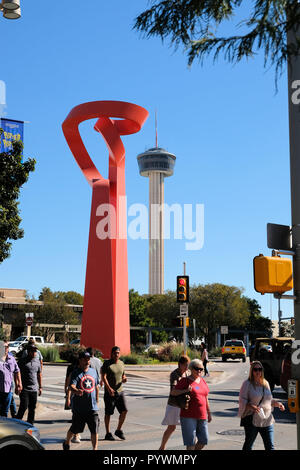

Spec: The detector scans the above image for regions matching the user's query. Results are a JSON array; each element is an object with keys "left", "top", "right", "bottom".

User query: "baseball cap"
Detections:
[{"left": 78, "top": 351, "right": 91, "bottom": 359}]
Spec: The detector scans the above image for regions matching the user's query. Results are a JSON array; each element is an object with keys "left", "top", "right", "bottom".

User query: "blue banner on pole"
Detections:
[{"left": 0, "top": 118, "right": 24, "bottom": 153}]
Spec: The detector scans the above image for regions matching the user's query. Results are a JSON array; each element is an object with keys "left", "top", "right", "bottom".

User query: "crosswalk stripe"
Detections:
[{"left": 37, "top": 378, "right": 170, "bottom": 406}]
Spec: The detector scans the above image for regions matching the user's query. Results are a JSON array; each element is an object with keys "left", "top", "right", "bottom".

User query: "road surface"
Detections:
[{"left": 17, "top": 358, "right": 296, "bottom": 451}]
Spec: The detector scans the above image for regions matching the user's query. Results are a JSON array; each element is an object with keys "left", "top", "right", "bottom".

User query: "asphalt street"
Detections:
[{"left": 15, "top": 358, "right": 296, "bottom": 451}]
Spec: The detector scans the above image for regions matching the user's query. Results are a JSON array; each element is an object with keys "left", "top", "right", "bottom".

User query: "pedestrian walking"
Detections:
[
  {"left": 63, "top": 351, "right": 100, "bottom": 451},
  {"left": 7, "top": 350, "right": 18, "bottom": 418},
  {"left": 172, "top": 358, "right": 212, "bottom": 450},
  {"left": 159, "top": 355, "right": 190, "bottom": 450},
  {"left": 101, "top": 346, "right": 128, "bottom": 441},
  {"left": 64, "top": 354, "right": 81, "bottom": 443},
  {"left": 0, "top": 340, "right": 22, "bottom": 417},
  {"left": 16, "top": 345, "right": 42, "bottom": 425},
  {"left": 86, "top": 347, "right": 103, "bottom": 385},
  {"left": 22, "top": 338, "right": 43, "bottom": 369},
  {"left": 239, "top": 360, "right": 285, "bottom": 450},
  {"left": 201, "top": 343, "right": 209, "bottom": 377}
]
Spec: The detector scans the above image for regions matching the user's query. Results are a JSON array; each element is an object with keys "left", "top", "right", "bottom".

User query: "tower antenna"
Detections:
[{"left": 155, "top": 110, "right": 158, "bottom": 148}]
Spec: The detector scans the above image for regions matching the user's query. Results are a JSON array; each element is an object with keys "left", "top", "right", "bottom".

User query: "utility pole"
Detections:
[{"left": 287, "top": 14, "right": 300, "bottom": 450}]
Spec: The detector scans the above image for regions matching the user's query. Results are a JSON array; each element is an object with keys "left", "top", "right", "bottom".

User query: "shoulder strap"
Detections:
[{"left": 258, "top": 386, "right": 265, "bottom": 406}]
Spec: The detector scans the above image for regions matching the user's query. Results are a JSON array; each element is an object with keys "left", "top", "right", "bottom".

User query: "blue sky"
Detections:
[{"left": 0, "top": 1, "right": 294, "bottom": 322}]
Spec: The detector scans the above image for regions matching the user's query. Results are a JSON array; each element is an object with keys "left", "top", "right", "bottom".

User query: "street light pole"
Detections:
[{"left": 287, "top": 14, "right": 300, "bottom": 450}]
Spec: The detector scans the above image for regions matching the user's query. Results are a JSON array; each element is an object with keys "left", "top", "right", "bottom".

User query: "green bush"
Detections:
[
  {"left": 146, "top": 345, "right": 161, "bottom": 358},
  {"left": 152, "top": 342, "right": 202, "bottom": 362},
  {"left": 39, "top": 346, "right": 61, "bottom": 363},
  {"left": 155, "top": 342, "right": 183, "bottom": 362},
  {"left": 59, "top": 343, "right": 85, "bottom": 362},
  {"left": 186, "top": 347, "right": 202, "bottom": 360},
  {"left": 209, "top": 346, "right": 222, "bottom": 357},
  {"left": 120, "top": 353, "right": 144, "bottom": 364}
]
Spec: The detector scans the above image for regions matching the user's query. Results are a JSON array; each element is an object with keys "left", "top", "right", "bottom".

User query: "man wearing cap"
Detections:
[
  {"left": 63, "top": 350, "right": 100, "bottom": 451},
  {"left": 101, "top": 346, "right": 128, "bottom": 441},
  {"left": 16, "top": 345, "right": 42, "bottom": 425}
]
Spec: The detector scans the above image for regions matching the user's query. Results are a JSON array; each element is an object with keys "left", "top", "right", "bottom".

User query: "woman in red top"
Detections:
[{"left": 172, "top": 358, "right": 212, "bottom": 450}]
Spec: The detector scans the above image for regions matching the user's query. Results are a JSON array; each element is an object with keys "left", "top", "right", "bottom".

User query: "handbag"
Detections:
[
  {"left": 240, "top": 414, "right": 253, "bottom": 427},
  {"left": 240, "top": 386, "right": 265, "bottom": 427},
  {"left": 174, "top": 392, "right": 191, "bottom": 410}
]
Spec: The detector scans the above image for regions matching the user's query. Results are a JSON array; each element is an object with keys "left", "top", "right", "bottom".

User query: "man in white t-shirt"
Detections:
[{"left": 86, "top": 347, "right": 103, "bottom": 384}]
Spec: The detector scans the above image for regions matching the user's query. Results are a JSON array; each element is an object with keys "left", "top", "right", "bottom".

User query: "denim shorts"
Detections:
[{"left": 180, "top": 417, "right": 208, "bottom": 446}]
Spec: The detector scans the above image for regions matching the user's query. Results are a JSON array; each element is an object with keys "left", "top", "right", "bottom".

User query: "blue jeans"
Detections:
[
  {"left": 243, "top": 424, "right": 274, "bottom": 450},
  {"left": 0, "top": 391, "right": 13, "bottom": 417},
  {"left": 10, "top": 394, "right": 17, "bottom": 417},
  {"left": 180, "top": 417, "right": 209, "bottom": 447}
]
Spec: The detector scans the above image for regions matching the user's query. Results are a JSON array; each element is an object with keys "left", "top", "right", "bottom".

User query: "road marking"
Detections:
[{"left": 35, "top": 378, "right": 170, "bottom": 406}]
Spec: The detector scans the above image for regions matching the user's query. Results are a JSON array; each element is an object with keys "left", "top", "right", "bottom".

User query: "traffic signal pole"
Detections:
[{"left": 287, "top": 16, "right": 300, "bottom": 450}]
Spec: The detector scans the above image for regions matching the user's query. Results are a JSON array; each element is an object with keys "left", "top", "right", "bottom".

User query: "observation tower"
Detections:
[{"left": 137, "top": 144, "right": 176, "bottom": 294}]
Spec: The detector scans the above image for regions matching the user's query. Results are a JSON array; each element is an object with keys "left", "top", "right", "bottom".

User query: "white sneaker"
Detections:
[{"left": 71, "top": 435, "right": 81, "bottom": 443}]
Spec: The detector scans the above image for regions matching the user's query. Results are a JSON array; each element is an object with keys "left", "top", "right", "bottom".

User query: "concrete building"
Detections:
[
  {"left": 0, "top": 288, "right": 82, "bottom": 340},
  {"left": 137, "top": 147, "right": 176, "bottom": 294}
]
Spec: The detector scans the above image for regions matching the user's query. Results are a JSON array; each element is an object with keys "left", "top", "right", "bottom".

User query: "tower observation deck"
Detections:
[{"left": 137, "top": 147, "right": 176, "bottom": 294}]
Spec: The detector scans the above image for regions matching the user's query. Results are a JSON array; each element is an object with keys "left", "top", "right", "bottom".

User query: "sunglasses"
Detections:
[
  {"left": 193, "top": 367, "right": 204, "bottom": 372},
  {"left": 253, "top": 368, "right": 263, "bottom": 372}
]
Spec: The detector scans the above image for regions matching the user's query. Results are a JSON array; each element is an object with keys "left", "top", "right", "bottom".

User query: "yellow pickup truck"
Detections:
[{"left": 222, "top": 339, "right": 246, "bottom": 362}]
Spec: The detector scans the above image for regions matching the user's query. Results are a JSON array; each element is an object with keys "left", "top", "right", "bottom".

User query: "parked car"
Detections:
[
  {"left": 14, "top": 336, "right": 45, "bottom": 344},
  {"left": 222, "top": 339, "right": 246, "bottom": 362},
  {"left": 250, "top": 337, "right": 294, "bottom": 391},
  {"left": 8, "top": 341, "right": 24, "bottom": 356},
  {"left": 0, "top": 417, "right": 44, "bottom": 450},
  {"left": 9, "top": 336, "right": 64, "bottom": 355}
]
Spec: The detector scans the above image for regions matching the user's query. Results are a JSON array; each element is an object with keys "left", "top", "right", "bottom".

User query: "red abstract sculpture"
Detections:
[{"left": 62, "top": 101, "right": 149, "bottom": 357}]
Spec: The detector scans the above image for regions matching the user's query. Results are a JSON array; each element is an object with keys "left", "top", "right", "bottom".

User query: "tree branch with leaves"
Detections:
[
  {"left": 134, "top": 0, "right": 300, "bottom": 83},
  {"left": 0, "top": 130, "right": 35, "bottom": 262}
]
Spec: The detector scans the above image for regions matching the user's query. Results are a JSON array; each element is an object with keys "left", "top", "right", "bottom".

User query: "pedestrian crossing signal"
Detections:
[
  {"left": 253, "top": 254, "right": 293, "bottom": 294},
  {"left": 177, "top": 276, "right": 189, "bottom": 303}
]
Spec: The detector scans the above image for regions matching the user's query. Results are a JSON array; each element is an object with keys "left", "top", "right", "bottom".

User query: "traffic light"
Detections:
[
  {"left": 253, "top": 254, "right": 293, "bottom": 295},
  {"left": 177, "top": 276, "right": 189, "bottom": 303}
]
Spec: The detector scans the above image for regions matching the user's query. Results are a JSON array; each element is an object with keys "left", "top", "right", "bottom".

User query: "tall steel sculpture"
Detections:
[{"left": 62, "top": 101, "right": 149, "bottom": 357}]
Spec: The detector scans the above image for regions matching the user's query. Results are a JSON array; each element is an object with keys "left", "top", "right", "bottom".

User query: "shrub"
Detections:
[
  {"left": 39, "top": 346, "right": 61, "bottom": 363},
  {"left": 151, "top": 341, "right": 202, "bottom": 363},
  {"left": 209, "top": 346, "right": 222, "bottom": 357},
  {"left": 120, "top": 353, "right": 144, "bottom": 364},
  {"left": 186, "top": 347, "right": 202, "bottom": 360},
  {"left": 156, "top": 342, "right": 185, "bottom": 362},
  {"left": 59, "top": 343, "right": 85, "bottom": 362},
  {"left": 146, "top": 345, "right": 161, "bottom": 358}
]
